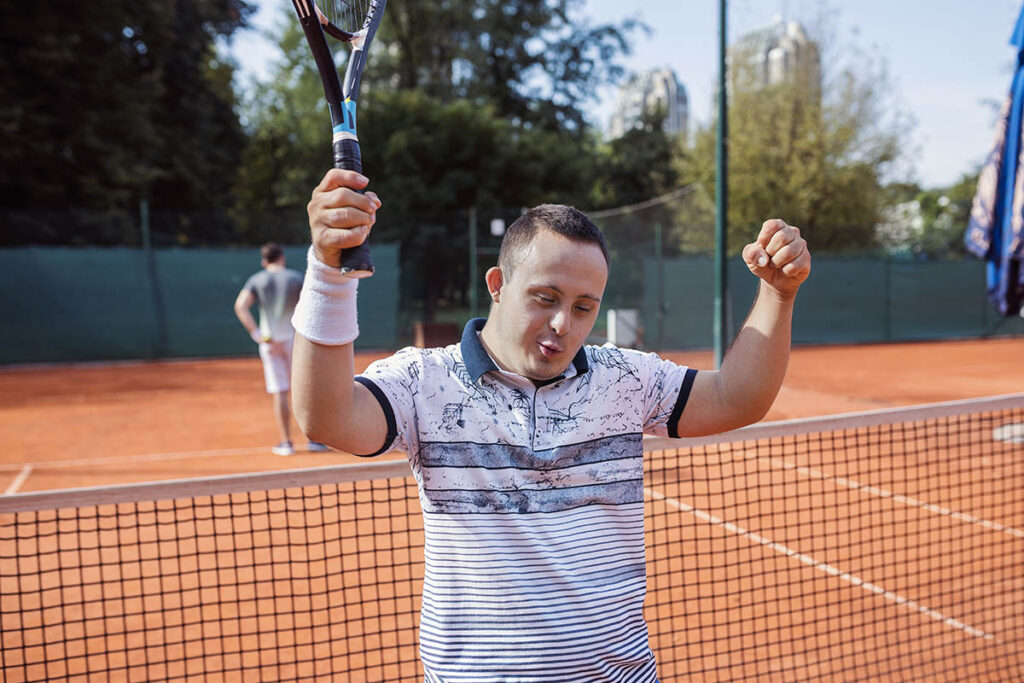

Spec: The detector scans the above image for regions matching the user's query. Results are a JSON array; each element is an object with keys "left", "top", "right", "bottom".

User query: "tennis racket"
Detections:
[{"left": 291, "top": 0, "right": 387, "bottom": 278}]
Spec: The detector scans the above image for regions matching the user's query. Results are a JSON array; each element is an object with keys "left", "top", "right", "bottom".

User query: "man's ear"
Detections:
[{"left": 484, "top": 267, "right": 504, "bottom": 303}]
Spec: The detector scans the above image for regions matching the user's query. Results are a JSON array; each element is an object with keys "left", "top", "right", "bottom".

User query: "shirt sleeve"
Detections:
[
  {"left": 636, "top": 350, "right": 697, "bottom": 438},
  {"left": 241, "top": 272, "right": 259, "bottom": 296},
  {"left": 354, "top": 346, "right": 423, "bottom": 458}
]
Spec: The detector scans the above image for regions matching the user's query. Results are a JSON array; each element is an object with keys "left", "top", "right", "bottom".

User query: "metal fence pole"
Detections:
[{"left": 714, "top": 0, "right": 729, "bottom": 368}]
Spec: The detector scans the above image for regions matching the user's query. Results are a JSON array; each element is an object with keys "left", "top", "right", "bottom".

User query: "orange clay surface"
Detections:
[
  {"left": 1, "top": 337, "right": 1021, "bottom": 682},
  {"left": 0, "top": 337, "right": 1021, "bottom": 494}
]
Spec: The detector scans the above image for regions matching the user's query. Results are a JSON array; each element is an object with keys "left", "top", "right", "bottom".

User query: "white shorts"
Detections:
[{"left": 257, "top": 338, "right": 293, "bottom": 394}]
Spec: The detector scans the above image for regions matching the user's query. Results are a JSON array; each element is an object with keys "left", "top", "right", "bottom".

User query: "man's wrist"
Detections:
[
  {"left": 759, "top": 280, "right": 799, "bottom": 305},
  {"left": 291, "top": 246, "right": 359, "bottom": 345},
  {"left": 312, "top": 245, "right": 341, "bottom": 269}
]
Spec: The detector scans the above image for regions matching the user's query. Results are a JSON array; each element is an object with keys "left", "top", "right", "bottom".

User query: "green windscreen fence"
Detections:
[
  {"left": 638, "top": 255, "right": 1024, "bottom": 350},
  {"left": 0, "top": 245, "right": 399, "bottom": 364},
  {"left": 1, "top": 246, "right": 1021, "bottom": 365}
]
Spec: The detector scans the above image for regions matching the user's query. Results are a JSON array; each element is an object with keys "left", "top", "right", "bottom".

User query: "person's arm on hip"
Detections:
[{"left": 233, "top": 289, "right": 263, "bottom": 343}]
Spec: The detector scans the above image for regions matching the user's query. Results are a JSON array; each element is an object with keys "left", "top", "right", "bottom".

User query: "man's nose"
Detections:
[{"left": 550, "top": 308, "right": 571, "bottom": 336}]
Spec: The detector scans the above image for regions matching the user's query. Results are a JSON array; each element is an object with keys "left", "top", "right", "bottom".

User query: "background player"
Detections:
[{"left": 234, "top": 241, "right": 328, "bottom": 456}]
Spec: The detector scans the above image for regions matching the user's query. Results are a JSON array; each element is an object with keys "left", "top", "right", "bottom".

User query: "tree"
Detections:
[
  {"left": 590, "top": 107, "right": 680, "bottom": 209},
  {"left": 357, "top": 89, "right": 603, "bottom": 320},
  {"left": 876, "top": 173, "right": 978, "bottom": 258},
  {"left": 236, "top": 1, "right": 639, "bottom": 321},
  {"left": 680, "top": 19, "right": 911, "bottom": 254},
  {"left": 918, "top": 174, "right": 976, "bottom": 257},
  {"left": 232, "top": 16, "right": 328, "bottom": 244},
  {"left": 375, "top": 0, "right": 643, "bottom": 132},
  {"left": 150, "top": 1, "right": 253, "bottom": 219},
  {"left": 0, "top": 0, "right": 253, "bottom": 245}
]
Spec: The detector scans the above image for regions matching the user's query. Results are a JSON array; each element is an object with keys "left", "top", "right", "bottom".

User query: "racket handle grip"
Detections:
[{"left": 333, "top": 138, "right": 374, "bottom": 278}]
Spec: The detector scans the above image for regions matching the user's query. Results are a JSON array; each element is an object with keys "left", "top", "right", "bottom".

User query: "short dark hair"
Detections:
[
  {"left": 261, "top": 242, "right": 284, "bottom": 264},
  {"left": 497, "top": 204, "right": 609, "bottom": 278}
]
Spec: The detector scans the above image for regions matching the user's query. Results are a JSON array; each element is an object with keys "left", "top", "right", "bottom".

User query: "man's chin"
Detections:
[{"left": 522, "top": 357, "right": 565, "bottom": 382}]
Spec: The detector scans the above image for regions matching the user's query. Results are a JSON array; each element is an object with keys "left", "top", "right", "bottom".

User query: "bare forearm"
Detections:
[{"left": 716, "top": 282, "right": 794, "bottom": 425}]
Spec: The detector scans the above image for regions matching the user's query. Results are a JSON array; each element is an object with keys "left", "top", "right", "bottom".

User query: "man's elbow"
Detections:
[
  {"left": 293, "top": 398, "right": 347, "bottom": 448},
  {"left": 713, "top": 376, "right": 778, "bottom": 432},
  {"left": 298, "top": 420, "right": 330, "bottom": 446},
  {"left": 745, "top": 403, "right": 773, "bottom": 427},
  {"left": 292, "top": 397, "right": 321, "bottom": 442},
  {"left": 733, "top": 393, "right": 776, "bottom": 429}
]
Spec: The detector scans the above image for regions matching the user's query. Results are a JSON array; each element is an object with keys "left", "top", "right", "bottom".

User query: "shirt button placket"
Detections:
[{"left": 533, "top": 387, "right": 545, "bottom": 450}]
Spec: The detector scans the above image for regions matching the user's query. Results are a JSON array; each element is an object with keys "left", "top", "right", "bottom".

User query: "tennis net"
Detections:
[{"left": 2, "top": 394, "right": 1022, "bottom": 681}]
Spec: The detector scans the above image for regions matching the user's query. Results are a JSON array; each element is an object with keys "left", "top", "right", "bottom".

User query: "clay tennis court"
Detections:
[
  {"left": 1, "top": 337, "right": 1021, "bottom": 494},
  {"left": 1, "top": 338, "right": 1022, "bottom": 681}
]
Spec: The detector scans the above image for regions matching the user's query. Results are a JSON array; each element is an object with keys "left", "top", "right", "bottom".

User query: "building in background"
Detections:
[
  {"left": 608, "top": 68, "right": 689, "bottom": 140},
  {"left": 730, "top": 17, "right": 820, "bottom": 91}
]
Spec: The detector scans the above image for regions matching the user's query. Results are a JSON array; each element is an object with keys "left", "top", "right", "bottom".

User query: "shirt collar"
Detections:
[{"left": 460, "top": 317, "right": 590, "bottom": 383}]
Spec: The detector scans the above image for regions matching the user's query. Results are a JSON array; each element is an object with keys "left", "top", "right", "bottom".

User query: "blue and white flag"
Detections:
[{"left": 966, "top": 6, "right": 1024, "bottom": 316}]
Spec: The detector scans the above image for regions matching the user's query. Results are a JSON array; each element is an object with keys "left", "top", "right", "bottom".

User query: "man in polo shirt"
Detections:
[{"left": 290, "top": 169, "right": 811, "bottom": 681}]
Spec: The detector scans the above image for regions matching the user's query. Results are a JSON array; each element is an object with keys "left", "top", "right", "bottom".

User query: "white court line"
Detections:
[
  {"left": 755, "top": 454, "right": 1024, "bottom": 541},
  {"left": 645, "top": 487, "right": 995, "bottom": 641},
  {"left": 0, "top": 446, "right": 273, "bottom": 472},
  {"left": 4, "top": 465, "right": 33, "bottom": 495}
]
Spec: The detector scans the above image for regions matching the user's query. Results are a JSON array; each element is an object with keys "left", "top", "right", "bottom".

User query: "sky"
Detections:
[{"left": 228, "top": 0, "right": 1024, "bottom": 189}]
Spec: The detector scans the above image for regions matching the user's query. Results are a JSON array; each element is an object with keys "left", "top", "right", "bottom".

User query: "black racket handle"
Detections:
[{"left": 333, "top": 137, "right": 374, "bottom": 278}]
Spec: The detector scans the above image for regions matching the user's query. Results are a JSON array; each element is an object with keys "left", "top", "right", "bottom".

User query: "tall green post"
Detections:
[
  {"left": 714, "top": 0, "right": 729, "bottom": 369},
  {"left": 654, "top": 222, "right": 664, "bottom": 351},
  {"left": 140, "top": 198, "right": 167, "bottom": 358}
]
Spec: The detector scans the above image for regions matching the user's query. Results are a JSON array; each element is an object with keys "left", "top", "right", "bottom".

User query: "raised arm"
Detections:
[
  {"left": 291, "top": 169, "right": 390, "bottom": 455},
  {"left": 675, "top": 219, "right": 811, "bottom": 437}
]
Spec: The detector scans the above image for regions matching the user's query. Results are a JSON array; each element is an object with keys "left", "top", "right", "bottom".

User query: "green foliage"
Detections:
[
  {"left": 681, "top": 29, "right": 910, "bottom": 255},
  {"left": 374, "top": 0, "right": 643, "bottom": 131},
  {"left": 365, "top": 91, "right": 603, "bottom": 215},
  {"left": 590, "top": 107, "right": 680, "bottom": 209},
  {"left": 233, "top": 19, "right": 325, "bottom": 238},
  {"left": 358, "top": 89, "right": 604, "bottom": 318},
  {"left": 0, "top": 0, "right": 253, "bottom": 244},
  {"left": 234, "top": 1, "right": 643, "bottom": 320},
  {"left": 877, "top": 173, "right": 978, "bottom": 258}
]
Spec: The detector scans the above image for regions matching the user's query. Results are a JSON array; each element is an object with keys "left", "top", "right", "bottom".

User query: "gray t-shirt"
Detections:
[{"left": 243, "top": 268, "right": 303, "bottom": 342}]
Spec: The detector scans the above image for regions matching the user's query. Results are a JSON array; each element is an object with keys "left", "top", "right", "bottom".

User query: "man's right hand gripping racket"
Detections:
[{"left": 290, "top": 0, "right": 387, "bottom": 278}]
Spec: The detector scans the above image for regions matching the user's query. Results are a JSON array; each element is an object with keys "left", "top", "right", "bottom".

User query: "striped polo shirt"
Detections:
[{"left": 357, "top": 318, "right": 696, "bottom": 682}]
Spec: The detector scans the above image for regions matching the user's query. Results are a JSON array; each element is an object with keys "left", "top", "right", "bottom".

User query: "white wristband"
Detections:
[{"left": 291, "top": 246, "right": 359, "bottom": 345}]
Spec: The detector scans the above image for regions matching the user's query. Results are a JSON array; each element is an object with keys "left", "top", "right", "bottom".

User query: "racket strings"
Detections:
[{"left": 320, "top": 0, "right": 374, "bottom": 35}]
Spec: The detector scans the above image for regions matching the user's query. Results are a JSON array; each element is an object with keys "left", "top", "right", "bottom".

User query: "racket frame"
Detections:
[{"left": 291, "top": 0, "right": 387, "bottom": 278}]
